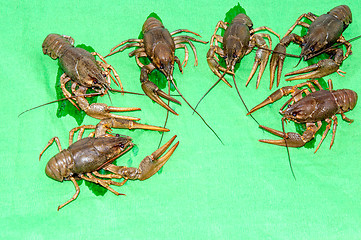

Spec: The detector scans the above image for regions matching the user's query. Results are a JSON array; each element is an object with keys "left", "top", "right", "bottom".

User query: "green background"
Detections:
[{"left": 2, "top": 0, "right": 361, "bottom": 239}]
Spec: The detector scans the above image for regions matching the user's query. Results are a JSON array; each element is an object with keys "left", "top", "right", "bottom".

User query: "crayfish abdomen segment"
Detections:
[
  {"left": 142, "top": 17, "right": 165, "bottom": 33},
  {"left": 45, "top": 150, "right": 74, "bottom": 182},
  {"left": 328, "top": 5, "right": 352, "bottom": 28},
  {"left": 42, "top": 34, "right": 74, "bottom": 60},
  {"left": 333, "top": 89, "right": 358, "bottom": 112}
]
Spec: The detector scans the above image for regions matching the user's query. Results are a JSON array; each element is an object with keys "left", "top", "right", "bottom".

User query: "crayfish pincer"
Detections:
[
  {"left": 40, "top": 127, "right": 179, "bottom": 210},
  {"left": 248, "top": 79, "right": 357, "bottom": 153},
  {"left": 270, "top": 5, "right": 352, "bottom": 88},
  {"left": 42, "top": 34, "right": 140, "bottom": 121},
  {"left": 106, "top": 17, "right": 208, "bottom": 115}
]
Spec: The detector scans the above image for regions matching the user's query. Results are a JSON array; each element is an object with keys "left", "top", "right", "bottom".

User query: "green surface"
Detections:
[{"left": 2, "top": 0, "right": 361, "bottom": 239}]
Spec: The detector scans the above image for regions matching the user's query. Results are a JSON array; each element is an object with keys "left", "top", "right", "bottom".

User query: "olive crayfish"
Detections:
[
  {"left": 39, "top": 118, "right": 178, "bottom": 210},
  {"left": 43, "top": 34, "right": 140, "bottom": 121},
  {"left": 270, "top": 5, "right": 352, "bottom": 88},
  {"left": 248, "top": 79, "right": 357, "bottom": 153},
  {"left": 207, "top": 13, "right": 280, "bottom": 89},
  {"left": 106, "top": 17, "right": 208, "bottom": 115}
]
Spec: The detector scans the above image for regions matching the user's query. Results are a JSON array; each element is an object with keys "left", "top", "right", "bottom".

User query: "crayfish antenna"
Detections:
[
  {"left": 18, "top": 89, "right": 154, "bottom": 118},
  {"left": 193, "top": 65, "right": 233, "bottom": 114},
  {"left": 109, "top": 88, "right": 146, "bottom": 96},
  {"left": 254, "top": 46, "right": 301, "bottom": 58},
  {"left": 193, "top": 78, "right": 222, "bottom": 114},
  {"left": 158, "top": 83, "right": 171, "bottom": 148},
  {"left": 294, "top": 57, "right": 303, "bottom": 68},
  {"left": 281, "top": 118, "right": 296, "bottom": 180},
  {"left": 168, "top": 76, "right": 224, "bottom": 145},
  {"left": 18, "top": 92, "right": 102, "bottom": 117},
  {"left": 232, "top": 74, "right": 259, "bottom": 126}
]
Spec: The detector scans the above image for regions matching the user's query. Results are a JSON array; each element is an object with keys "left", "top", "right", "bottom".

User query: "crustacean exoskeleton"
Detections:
[
  {"left": 39, "top": 121, "right": 179, "bottom": 210},
  {"left": 248, "top": 79, "right": 357, "bottom": 153},
  {"left": 270, "top": 5, "right": 352, "bottom": 89},
  {"left": 207, "top": 13, "right": 280, "bottom": 89},
  {"left": 193, "top": 13, "right": 280, "bottom": 124},
  {"left": 106, "top": 17, "right": 208, "bottom": 115},
  {"left": 42, "top": 33, "right": 140, "bottom": 121}
]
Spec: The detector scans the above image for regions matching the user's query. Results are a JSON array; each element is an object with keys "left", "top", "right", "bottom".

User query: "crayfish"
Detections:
[
  {"left": 42, "top": 34, "right": 140, "bottom": 121},
  {"left": 207, "top": 13, "right": 280, "bottom": 89},
  {"left": 270, "top": 5, "right": 352, "bottom": 88},
  {"left": 106, "top": 17, "right": 207, "bottom": 115},
  {"left": 194, "top": 13, "right": 279, "bottom": 124},
  {"left": 40, "top": 118, "right": 178, "bottom": 210},
  {"left": 248, "top": 79, "right": 357, "bottom": 153}
]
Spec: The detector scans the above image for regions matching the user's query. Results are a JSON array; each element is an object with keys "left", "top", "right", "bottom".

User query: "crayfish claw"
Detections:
[
  {"left": 94, "top": 118, "right": 169, "bottom": 137},
  {"left": 259, "top": 125, "right": 306, "bottom": 148},
  {"left": 141, "top": 80, "right": 181, "bottom": 115},
  {"left": 246, "top": 47, "right": 269, "bottom": 88},
  {"left": 85, "top": 103, "right": 141, "bottom": 121},
  {"left": 138, "top": 135, "right": 179, "bottom": 180},
  {"left": 269, "top": 43, "right": 287, "bottom": 89},
  {"left": 102, "top": 136, "right": 178, "bottom": 181},
  {"left": 285, "top": 59, "right": 340, "bottom": 81},
  {"left": 206, "top": 47, "right": 233, "bottom": 88},
  {"left": 248, "top": 86, "right": 294, "bottom": 115}
]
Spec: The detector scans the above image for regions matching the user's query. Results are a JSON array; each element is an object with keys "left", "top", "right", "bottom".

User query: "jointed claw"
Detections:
[
  {"left": 285, "top": 59, "right": 341, "bottom": 81},
  {"left": 259, "top": 125, "right": 308, "bottom": 148},
  {"left": 141, "top": 68, "right": 181, "bottom": 115},
  {"left": 103, "top": 135, "right": 179, "bottom": 180}
]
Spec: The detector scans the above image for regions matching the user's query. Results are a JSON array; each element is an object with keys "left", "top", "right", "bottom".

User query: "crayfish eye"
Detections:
[
  {"left": 103, "top": 73, "right": 107, "bottom": 78},
  {"left": 115, "top": 134, "right": 120, "bottom": 137},
  {"left": 233, "top": 53, "right": 238, "bottom": 58},
  {"left": 93, "top": 79, "right": 98, "bottom": 84},
  {"left": 159, "top": 64, "right": 164, "bottom": 69},
  {"left": 292, "top": 112, "right": 297, "bottom": 117}
]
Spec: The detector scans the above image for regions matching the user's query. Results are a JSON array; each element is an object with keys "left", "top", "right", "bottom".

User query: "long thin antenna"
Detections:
[
  {"left": 109, "top": 88, "right": 181, "bottom": 97},
  {"left": 18, "top": 92, "right": 102, "bottom": 117},
  {"left": 281, "top": 117, "right": 296, "bottom": 180},
  {"left": 255, "top": 46, "right": 301, "bottom": 58},
  {"left": 109, "top": 89, "right": 147, "bottom": 96},
  {"left": 193, "top": 78, "right": 222, "bottom": 114},
  {"left": 169, "top": 77, "right": 223, "bottom": 144},
  {"left": 294, "top": 57, "right": 303, "bottom": 68},
  {"left": 158, "top": 83, "right": 171, "bottom": 148},
  {"left": 193, "top": 65, "right": 232, "bottom": 114},
  {"left": 232, "top": 74, "right": 259, "bottom": 125},
  {"left": 18, "top": 88, "right": 156, "bottom": 117}
]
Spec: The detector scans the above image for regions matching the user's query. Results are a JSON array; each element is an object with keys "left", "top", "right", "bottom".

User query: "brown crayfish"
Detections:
[
  {"left": 106, "top": 17, "right": 208, "bottom": 115},
  {"left": 270, "top": 5, "right": 352, "bottom": 88},
  {"left": 40, "top": 119, "right": 178, "bottom": 210},
  {"left": 43, "top": 34, "right": 140, "bottom": 121},
  {"left": 248, "top": 79, "right": 357, "bottom": 153},
  {"left": 207, "top": 13, "right": 280, "bottom": 89}
]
